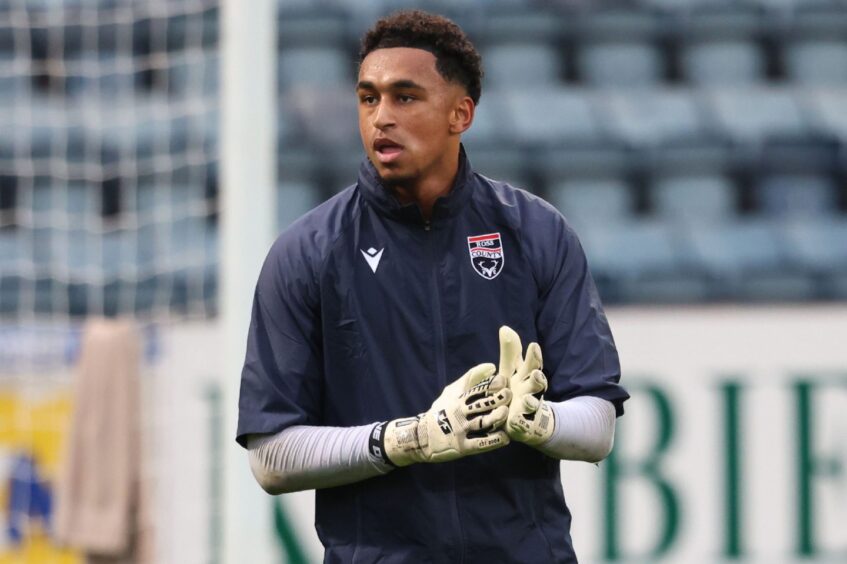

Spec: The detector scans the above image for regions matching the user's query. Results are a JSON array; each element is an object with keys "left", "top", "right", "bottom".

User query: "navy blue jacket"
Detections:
[{"left": 237, "top": 148, "right": 628, "bottom": 563}]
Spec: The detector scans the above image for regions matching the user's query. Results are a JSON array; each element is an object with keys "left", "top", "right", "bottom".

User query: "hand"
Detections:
[
  {"left": 383, "top": 363, "right": 512, "bottom": 466},
  {"left": 498, "top": 326, "right": 555, "bottom": 446}
]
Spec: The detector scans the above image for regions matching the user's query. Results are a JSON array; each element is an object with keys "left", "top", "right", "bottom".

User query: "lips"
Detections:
[{"left": 373, "top": 138, "right": 404, "bottom": 164}]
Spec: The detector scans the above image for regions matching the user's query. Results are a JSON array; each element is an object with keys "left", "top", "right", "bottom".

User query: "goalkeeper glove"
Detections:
[
  {"left": 498, "top": 326, "right": 555, "bottom": 447},
  {"left": 380, "top": 363, "right": 512, "bottom": 466}
]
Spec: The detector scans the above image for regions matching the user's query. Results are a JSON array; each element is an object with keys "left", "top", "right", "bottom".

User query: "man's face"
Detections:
[{"left": 357, "top": 47, "right": 470, "bottom": 185}]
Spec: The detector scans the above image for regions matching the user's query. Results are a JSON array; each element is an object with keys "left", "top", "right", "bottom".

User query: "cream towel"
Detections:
[{"left": 54, "top": 318, "right": 150, "bottom": 561}]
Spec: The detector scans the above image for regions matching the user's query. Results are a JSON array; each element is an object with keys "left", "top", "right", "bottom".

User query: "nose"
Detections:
[{"left": 372, "top": 100, "right": 395, "bottom": 130}]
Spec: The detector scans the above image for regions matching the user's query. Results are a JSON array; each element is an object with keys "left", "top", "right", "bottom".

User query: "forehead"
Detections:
[{"left": 358, "top": 47, "right": 445, "bottom": 88}]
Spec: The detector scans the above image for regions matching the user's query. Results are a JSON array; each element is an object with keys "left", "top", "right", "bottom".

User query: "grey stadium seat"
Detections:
[
  {"left": 685, "top": 219, "right": 815, "bottom": 300},
  {"left": 682, "top": 39, "right": 765, "bottom": 85},
  {"left": 502, "top": 87, "right": 602, "bottom": 146},
  {"left": 578, "top": 41, "right": 663, "bottom": 88},
  {"left": 804, "top": 87, "right": 847, "bottom": 142},
  {"left": 786, "top": 40, "right": 847, "bottom": 85},
  {"left": 652, "top": 174, "right": 736, "bottom": 223},
  {"left": 278, "top": 181, "right": 320, "bottom": 230},
  {"left": 278, "top": 46, "right": 351, "bottom": 90},
  {"left": 755, "top": 174, "right": 838, "bottom": 218},
  {"left": 578, "top": 218, "right": 709, "bottom": 302},
  {"left": 483, "top": 43, "right": 562, "bottom": 88},
  {"left": 549, "top": 177, "right": 633, "bottom": 233},
  {"left": 704, "top": 86, "right": 808, "bottom": 144},
  {"left": 781, "top": 218, "right": 847, "bottom": 298},
  {"left": 603, "top": 88, "right": 705, "bottom": 146}
]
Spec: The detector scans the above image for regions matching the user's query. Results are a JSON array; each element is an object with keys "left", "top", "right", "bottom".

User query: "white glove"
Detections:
[
  {"left": 382, "top": 363, "right": 512, "bottom": 466},
  {"left": 498, "top": 326, "right": 555, "bottom": 446}
]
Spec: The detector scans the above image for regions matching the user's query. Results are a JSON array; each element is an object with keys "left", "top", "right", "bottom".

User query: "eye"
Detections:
[
  {"left": 360, "top": 94, "right": 377, "bottom": 105},
  {"left": 398, "top": 94, "right": 415, "bottom": 104}
]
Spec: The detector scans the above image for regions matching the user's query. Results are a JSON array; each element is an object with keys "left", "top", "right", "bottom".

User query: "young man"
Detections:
[{"left": 237, "top": 10, "right": 628, "bottom": 563}]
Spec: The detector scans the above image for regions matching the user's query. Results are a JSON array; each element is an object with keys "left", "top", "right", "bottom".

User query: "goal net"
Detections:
[{"left": 0, "top": 1, "right": 221, "bottom": 562}]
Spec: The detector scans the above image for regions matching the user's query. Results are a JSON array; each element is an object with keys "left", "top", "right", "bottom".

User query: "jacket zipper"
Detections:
[{"left": 425, "top": 219, "right": 465, "bottom": 563}]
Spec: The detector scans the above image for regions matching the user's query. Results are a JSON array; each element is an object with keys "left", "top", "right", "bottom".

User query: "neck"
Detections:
[{"left": 390, "top": 148, "right": 461, "bottom": 220}]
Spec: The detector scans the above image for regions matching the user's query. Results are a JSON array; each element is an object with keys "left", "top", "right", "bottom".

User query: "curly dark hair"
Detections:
[{"left": 359, "top": 10, "right": 483, "bottom": 105}]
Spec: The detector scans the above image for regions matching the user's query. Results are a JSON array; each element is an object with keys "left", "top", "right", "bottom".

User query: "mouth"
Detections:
[{"left": 373, "top": 138, "right": 405, "bottom": 164}]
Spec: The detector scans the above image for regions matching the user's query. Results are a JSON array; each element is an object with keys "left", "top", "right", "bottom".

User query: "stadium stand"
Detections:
[{"left": 1, "top": 0, "right": 846, "bottom": 314}]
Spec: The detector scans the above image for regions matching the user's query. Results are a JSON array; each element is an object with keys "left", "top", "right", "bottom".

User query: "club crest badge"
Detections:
[{"left": 467, "top": 232, "right": 504, "bottom": 280}]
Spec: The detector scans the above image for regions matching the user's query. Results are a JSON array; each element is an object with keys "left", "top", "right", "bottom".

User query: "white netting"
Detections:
[{"left": 0, "top": 1, "right": 221, "bottom": 563}]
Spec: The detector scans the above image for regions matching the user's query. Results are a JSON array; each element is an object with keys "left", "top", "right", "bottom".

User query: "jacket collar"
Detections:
[{"left": 357, "top": 144, "right": 476, "bottom": 224}]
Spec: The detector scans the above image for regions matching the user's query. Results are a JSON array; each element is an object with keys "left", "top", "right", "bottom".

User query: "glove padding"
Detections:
[
  {"left": 383, "top": 363, "right": 512, "bottom": 466},
  {"left": 498, "top": 326, "right": 555, "bottom": 446}
]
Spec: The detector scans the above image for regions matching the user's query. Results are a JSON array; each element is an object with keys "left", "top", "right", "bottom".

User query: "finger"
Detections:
[
  {"left": 465, "top": 388, "right": 512, "bottom": 416},
  {"left": 498, "top": 326, "right": 522, "bottom": 379},
  {"left": 474, "top": 404, "right": 509, "bottom": 430},
  {"left": 513, "top": 369, "right": 547, "bottom": 397},
  {"left": 518, "top": 342, "right": 543, "bottom": 379},
  {"left": 469, "top": 430, "right": 510, "bottom": 453},
  {"left": 521, "top": 394, "right": 540, "bottom": 415},
  {"left": 463, "top": 363, "right": 496, "bottom": 390}
]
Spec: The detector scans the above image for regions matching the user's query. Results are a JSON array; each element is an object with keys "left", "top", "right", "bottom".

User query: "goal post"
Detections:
[{"left": 219, "top": 0, "right": 278, "bottom": 562}]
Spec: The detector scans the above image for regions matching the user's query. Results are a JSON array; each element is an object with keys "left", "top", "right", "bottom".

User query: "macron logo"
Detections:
[{"left": 361, "top": 247, "right": 384, "bottom": 273}]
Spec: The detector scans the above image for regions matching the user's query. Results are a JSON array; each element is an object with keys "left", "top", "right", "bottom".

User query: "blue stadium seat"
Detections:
[
  {"left": 578, "top": 41, "right": 663, "bottom": 87},
  {"left": 0, "top": 52, "right": 29, "bottom": 101},
  {"left": 685, "top": 219, "right": 815, "bottom": 300},
  {"left": 286, "top": 85, "right": 358, "bottom": 147},
  {"left": 578, "top": 219, "right": 709, "bottom": 302},
  {"left": 786, "top": 40, "right": 847, "bottom": 85},
  {"left": 278, "top": 46, "right": 351, "bottom": 90},
  {"left": 781, "top": 218, "right": 847, "bottom": 298},
  {"left": 805, "top": 87, "right": 847, "bottom": 142},
  {"left": 682, "top": 39, "right": 765, "bottom": 85},
  {"left": 705, "top": 86, "right": 808, "bottom": 144},
  {"left": 483, "top": 44, "right": 562, "bottom": 88},
  {"left": 278, "top": 181, "right": 320, "bottom": 230},
  {"left": 461, "top": 94, "right": 508, "bottom": 148},
  {"left": 652, "top": 174, "right": 737, "bottom": 223},
  {"left": 755, "top": 174, "right": 838, "bottom": 218},
  {"left": 164, "top": 53, "right": 219, "bottom": 97},
  {"left": 502, "top": 87, "right": 602, "bottom": 147},
  {"left": 549, "top": 177, "right": 633, "bottom": 233},
  {"left": 603, "top": 88, "right": 705, "bottom": 146}
]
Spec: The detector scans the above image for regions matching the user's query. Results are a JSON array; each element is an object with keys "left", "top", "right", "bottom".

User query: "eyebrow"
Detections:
[{"left": 356, "top": 79, "right": 426, "bottom": 92}]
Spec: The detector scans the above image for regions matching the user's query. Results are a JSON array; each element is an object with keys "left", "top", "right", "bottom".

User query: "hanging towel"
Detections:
[{"left": 54, "top": 318, "right": 150, "bottom": 562}]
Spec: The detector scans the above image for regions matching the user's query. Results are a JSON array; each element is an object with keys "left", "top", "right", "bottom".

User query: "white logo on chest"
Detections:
[{"left": 361, "top": 247, "right": 384, "bottom": 273}]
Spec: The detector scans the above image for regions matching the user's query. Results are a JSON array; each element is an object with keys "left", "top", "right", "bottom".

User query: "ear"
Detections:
[{"left": 449, "top": 96, "right": 475, "bottom": 135}]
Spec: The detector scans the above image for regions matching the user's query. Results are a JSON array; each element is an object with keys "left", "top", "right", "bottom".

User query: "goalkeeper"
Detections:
[{"left": 236, "top": 9, "right": 628, "bottom": 563}]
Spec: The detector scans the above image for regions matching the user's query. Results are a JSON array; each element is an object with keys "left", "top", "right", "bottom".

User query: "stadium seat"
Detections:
[
  {"left": 278, "top": 181, "right": 320, "bottom": 230},
  {"left": 603, "top": 88, "right": 705, "bottom": 146},
  {"left": 652, "top": 174, "right": 737, "bottom": 223},
  {"left": 704, "top": 86, "right": 808, "bottom": 144},
  {"left": 804, "top": 87, "right": 847, "bottom": 142},
  {"left": 461, "top": 94, "right": 508, "bottom": 148},
  {"left": 755, "top": 174, "right": 838, "bottom": 218},
  {"left": 785, "top": 40, "right": 847, "bottom": 85},
  {"left": 549, "top": 177, "right": 633, "bottom": 233},
  {"left": 278, "top": 46, "right": 352, "bottom": 90},
  {"left": 286, "top": 85, "right": 359, "bottom": 147},
  {"left": 501, "top": 87, "right": 602, "bottom": 147},
  {"left": 681, "top": 39, "right": 765, "bottom": 85},
  {"left": 483, "top": 43, "right": 562, "bottom": 88},
  {"left": 685, "top": 219, "right": 815, "bottom": 300},
  {"left": 578, "top": 41, "right": 663, "bottom": 87},
  {"left": 164, "top": 53, "right": 219, "bottom": 97},
  {"left": 781, "top": 218, "right": 847, "bottom": 298},
  {"left": 578, "top": 219, "right": 709, "bottom": 302}
]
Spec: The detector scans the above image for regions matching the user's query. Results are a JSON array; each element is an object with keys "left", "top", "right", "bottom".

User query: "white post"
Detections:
[{"left": 220, "top": 1, "right": 277, "bottom": 563}]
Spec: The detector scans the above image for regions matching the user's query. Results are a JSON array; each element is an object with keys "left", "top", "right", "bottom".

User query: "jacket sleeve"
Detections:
[
  {"left": 236, "top": 235, "right": 325, "bottom": 447},
  {"left": 532, "top": 211, "right": 629, "bottom": 416}
]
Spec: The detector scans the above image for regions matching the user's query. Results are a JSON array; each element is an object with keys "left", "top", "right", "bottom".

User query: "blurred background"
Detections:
[{"left": 0, "top": 0, "right": 845, "bottom": 563}]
